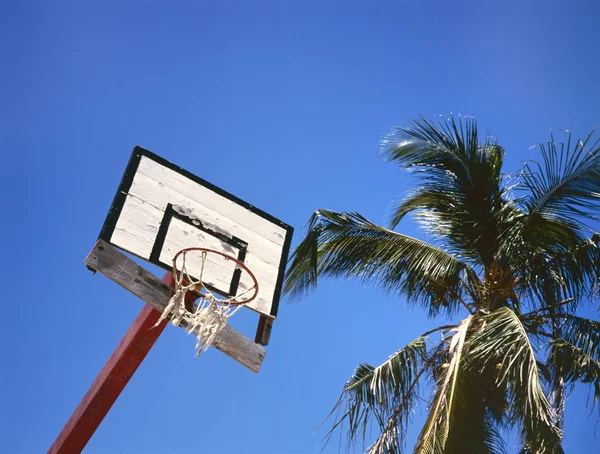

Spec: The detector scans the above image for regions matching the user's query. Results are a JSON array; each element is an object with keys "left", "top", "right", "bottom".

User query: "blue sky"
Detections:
[{"left": 2, "top": 1, "right": 599, "bottom": 453}]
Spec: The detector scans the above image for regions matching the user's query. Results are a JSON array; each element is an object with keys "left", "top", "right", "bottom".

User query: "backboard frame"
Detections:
[{"left": 98, "top": 146, "right": 293, "bottom": 319}]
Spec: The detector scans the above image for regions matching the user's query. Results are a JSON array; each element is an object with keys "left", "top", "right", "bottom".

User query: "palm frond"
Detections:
[
  {"left": 413, "top": 316, "right": 473, "bottom": 454},
  {"left": 324, "top": 337, "right": 428, "bottom": 453},
  {"left": 526, "top": 313, "right": 600, "bottom": 363},
  {"left": 536, "top": 232, "right": 599, "bottom": 304},
  {"left": 498, "top": 214, "right": 600, "bottom": 315},
  {"left": 282, "top": 210, "right": 321, "bottom": 301},
  {"left": 521, "top": 129, "right": 600, "bottom": 228},
  {"left": 444, "top": 363, "right": 508, "bottom": 454},
  {"left": 381, "top": 115, "right": 509, "bottom": 267},
  {"left": 388, "top": 187, "right": 456, "bottom": 230},
  {"left": 481, "top": 414, "right": 508, "bottom": 454},
  {"left": 381, "top": 115, "right": 479, "bottom": 183},
  {"left": 284, "top": 209, "right": 478, "bottom": 316},
  {"left": 558, "top": 315, "right": 600, "bottom": 363},
  {"left": 468, "top": 308, "right": 562, "bottom": 453},
  {"left": 521, "top": 312, "right": 600, "bottom": 424},
  {"left": 549, "top": 339, "right": 600, "bottom": 408}
]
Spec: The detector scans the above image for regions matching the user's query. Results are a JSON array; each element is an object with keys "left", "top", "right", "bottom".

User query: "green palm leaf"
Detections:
[
  {"left": 381, "top": 115, "right": 479, "bottom": 182},
  {"left": 381, "top": 115, "right": 507, "bottom": 267},
  {"left": 549, "top": 339, "right": 600, "bottom": 406},
  {"left": 468, "top": 308, "right": 562, "bottom": 453},
  {"left": 284, "top": 209, "right": 478, "bottom": 316},
  {"left": 325, "top": 337, "right": 428, "bottom": 453},
  {"left": 480, "top": 415, "right": 508, "bottom": 454},
  {"left": 559, "top": 315, "right": 600, "bottom": 362},
  {"left": 414, "top": 316, "right": 473, "bottom": 454},
  {"left": 512, "top": 229, "right": 600, "bottom": 308},
  {"left": 521, "top": 129, "right": 600, "bottom": 228},
  {"left": 388, "top": 187, "right": 457, "bottom": 230}
]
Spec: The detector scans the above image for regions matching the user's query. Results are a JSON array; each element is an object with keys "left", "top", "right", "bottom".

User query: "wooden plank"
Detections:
[
  {"left": 85, "top": 239, "right": 266, "bottom": 373},
  {"left": 48, "top": 284, "right": 170, "bottom": 454}
]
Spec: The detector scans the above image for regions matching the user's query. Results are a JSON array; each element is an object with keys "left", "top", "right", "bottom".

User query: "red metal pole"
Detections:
[{"left": 48, "top": 273, "right": 173, "bottom": 454}]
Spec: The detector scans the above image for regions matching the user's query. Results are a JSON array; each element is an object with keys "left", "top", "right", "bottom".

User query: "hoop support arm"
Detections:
[{"left": 84, "top": 240, "right": 265, "bottom": 372}]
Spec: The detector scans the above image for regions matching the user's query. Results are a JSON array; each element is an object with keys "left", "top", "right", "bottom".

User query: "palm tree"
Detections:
[{"left": 284, "top": 116, "right": 600, "bottom": 453}]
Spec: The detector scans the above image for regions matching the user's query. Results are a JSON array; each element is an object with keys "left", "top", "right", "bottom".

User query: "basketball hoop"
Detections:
[{"left": 155, "top": 247, "right": 259, "bottom": 356}]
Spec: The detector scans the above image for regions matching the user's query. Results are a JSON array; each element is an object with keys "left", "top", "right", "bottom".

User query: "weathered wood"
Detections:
[
  {"left": 255, "top": 315, "right": 274, "bottom": 346},
  {"left": 108, "top": 152, "right": 291, "bottom": 317},
  {"left": 48, "top": 287, "right": 170, "bottom": 454},
  {"left": 85, "top": 239, "right": 266, "bottom": 373}
]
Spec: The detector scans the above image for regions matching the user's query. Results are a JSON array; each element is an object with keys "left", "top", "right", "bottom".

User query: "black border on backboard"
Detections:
[
  {"left": 98, "top": 146, "right": 294, "bottom": 317},
  {"left": 150, "top": 203, "right": 248, "bottom": 298}
]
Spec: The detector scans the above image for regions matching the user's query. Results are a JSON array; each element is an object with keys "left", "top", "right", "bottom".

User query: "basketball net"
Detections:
[{"left": 154, "top": 249, "right": 256, "bottom": 356}]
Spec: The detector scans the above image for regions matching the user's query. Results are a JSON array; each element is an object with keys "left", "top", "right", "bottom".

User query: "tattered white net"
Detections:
[{"left": 154, "top": 249, "right": 257, "bottom": 356}]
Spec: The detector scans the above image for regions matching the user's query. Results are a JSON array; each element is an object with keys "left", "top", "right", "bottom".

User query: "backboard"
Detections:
[{"left": 99, "top": 146, "right": 293, "bottom": 319}]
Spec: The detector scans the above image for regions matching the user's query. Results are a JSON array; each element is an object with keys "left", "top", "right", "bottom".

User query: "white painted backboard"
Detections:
[{"left": 99, "top": 147, "right": 293, "bottom": 318}]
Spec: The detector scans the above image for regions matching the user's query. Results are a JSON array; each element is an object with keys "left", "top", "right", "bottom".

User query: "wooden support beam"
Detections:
[
  {"left": 48, "top": 277, "right": 171, "bottom": 454},
  {"left": 84, "top": 240, "right": 266, "bottom": 373}
]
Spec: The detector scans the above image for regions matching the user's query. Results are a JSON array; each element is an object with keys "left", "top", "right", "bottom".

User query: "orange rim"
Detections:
[{"left": 171, "top": 247, "right": 259, "bottom": 306}]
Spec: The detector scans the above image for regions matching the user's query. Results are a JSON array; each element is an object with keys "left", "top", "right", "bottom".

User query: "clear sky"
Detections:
[{"left": 2, "top": 1, "right": 599, "bottom": 453}]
